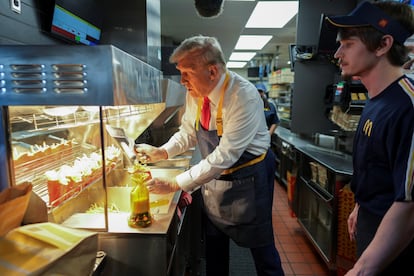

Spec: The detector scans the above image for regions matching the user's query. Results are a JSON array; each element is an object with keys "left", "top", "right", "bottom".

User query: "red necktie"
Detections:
[{"left": 201, "top": 97, "right": 210, "bottom": 130}]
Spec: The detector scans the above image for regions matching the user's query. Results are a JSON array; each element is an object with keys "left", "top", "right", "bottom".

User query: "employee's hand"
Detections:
[
  {"left": 134, "top": 144, "right": 168, "bottom": 164},
  {"left": 347, "top": 203, "right": 359, "bottom": 241},
  {"left": 146, "top": 178, "right": 180, "bottom": 194}
]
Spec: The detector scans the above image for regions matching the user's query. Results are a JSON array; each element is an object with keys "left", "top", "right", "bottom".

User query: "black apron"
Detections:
[{"left": 195, "top": 74, "right": 275, "bottom": 248}]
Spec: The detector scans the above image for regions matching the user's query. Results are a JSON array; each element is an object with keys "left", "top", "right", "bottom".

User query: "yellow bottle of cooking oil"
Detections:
[{"left": 128, "top": 164, "right": 152, "bottom": 228}]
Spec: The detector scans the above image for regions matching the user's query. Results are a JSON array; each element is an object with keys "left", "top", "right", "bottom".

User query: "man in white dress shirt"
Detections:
[{"left": 135, "top": 35, "right": 284, "bottom": 276}]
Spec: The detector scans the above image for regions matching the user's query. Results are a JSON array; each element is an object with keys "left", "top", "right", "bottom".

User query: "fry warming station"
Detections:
[{"left": 0, "top": 45, "right": 193, "bottom": 275}]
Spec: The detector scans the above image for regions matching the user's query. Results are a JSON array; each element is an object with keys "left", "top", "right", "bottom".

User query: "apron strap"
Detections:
[
  {"left": 221, "top": 152, "right": 267, "bottom": 175},
  {"left": 216, "top": 72, "right": 230, "bottom": 136},
  {"left": 196, "top": 98, "right": 203, "bottom": 132},
  {"left": 195, "top": 72, "right": 230, "bottom": 136}
]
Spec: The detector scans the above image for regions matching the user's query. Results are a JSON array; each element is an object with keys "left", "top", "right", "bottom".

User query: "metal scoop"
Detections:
[{"left": 105, "top": 125, "right": 136, "bottom": 163}]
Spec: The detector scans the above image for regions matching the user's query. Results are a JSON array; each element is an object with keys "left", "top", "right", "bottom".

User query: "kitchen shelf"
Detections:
[{"left": 268, "top": 79, "right": 293, "bottom": 127}]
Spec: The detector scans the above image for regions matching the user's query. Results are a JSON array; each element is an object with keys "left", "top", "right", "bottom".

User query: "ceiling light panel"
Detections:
[
  {"left": 246, "top": 1, "right": 298, "bottom": 28},
  {"left": 227, "top": 61, "right": 247, "bottom": 68},
  {"left": 229, "top": 52, "right": 257, "bottom": 61},
  {"left": 234, "top": 35, "right": 273, "bottom": 50}
]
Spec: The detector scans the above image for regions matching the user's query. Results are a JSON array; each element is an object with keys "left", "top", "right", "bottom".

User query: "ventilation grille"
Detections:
[{"left": 7, "top": 63, "right": 88, "bottom": 95}]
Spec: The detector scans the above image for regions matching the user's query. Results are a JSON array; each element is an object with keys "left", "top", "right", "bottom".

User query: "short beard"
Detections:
[{"left": 340, "top": 72, "right": 353, "bottom": 81}]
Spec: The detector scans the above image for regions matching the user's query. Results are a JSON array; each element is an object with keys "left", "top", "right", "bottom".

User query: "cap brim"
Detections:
[
  {"left": 326, "top": 1, "right": 412, "bottom": 45},
  {"left": 326, "top": 16, "right": 370, "bottom": 29}
]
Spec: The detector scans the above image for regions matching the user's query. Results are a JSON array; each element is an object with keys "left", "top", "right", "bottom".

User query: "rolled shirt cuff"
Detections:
[{"left": 176, "top": 170, "right": 200, "bottom": 193}]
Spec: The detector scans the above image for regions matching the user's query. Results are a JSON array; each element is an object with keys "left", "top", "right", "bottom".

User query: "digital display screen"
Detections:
[
  {"left": 51, "top": 0, "right": 103, "bottom": 46},
  {"left": 335, "top": 81, "right": 345, "bottom": 96},
  {"left": 288, "top": 44, "right": 297, "bottom": 71}
]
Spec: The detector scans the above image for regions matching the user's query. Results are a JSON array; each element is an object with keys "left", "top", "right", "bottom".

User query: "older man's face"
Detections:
[{"left": 176, "top": 56, "right": 218, "bottom": 98}]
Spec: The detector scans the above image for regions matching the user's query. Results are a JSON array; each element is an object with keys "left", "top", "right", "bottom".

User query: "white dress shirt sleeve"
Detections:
[{"left": 160, "top": 72, "right": 270, "bottom": 193}]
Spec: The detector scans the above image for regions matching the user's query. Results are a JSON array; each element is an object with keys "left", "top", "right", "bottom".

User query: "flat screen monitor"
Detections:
[
  {"left": 247, "top": 67, "right": 260, "bottom": 78},
  {"left": 51, "top": 0, "right": 104, "bottom": 46},
  {"left": 288, "top": 44, "right": 297, "bottom": 71},
  {"left": 247, "top": 66, "right": 268, "bottom": 78}
]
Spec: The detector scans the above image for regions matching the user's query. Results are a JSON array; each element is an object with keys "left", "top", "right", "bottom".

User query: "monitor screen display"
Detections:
[
  {"left": 51, "top": 0, "right": 103, "bottom": 46},
  {"left": 288, "top": 44, "right": 297, "bottom": 71},
  {"left": 247, "top": 67, "right": 260, "bottom": 78}
]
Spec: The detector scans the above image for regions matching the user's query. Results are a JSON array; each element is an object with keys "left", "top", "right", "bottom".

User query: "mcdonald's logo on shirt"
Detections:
[{"left": 363, "top": 119, "right": 373, "bottom": 137}]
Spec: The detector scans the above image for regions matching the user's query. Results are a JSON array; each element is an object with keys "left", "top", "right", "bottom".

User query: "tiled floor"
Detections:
[{"left": 273, "top": 180, "right": 332, "bottom": 276}]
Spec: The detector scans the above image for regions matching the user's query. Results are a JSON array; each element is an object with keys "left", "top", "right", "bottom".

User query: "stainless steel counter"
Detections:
[
  {"left": 296, "top": 144, "right": 352, "bottom": 176},
  {"left": 62, "top": 190, "right": 181, "bottom": 234},
  {"left": 54, "top": 167, "right": 189, "bottom": 276},
  {"left": 95, "top": 168, "right": 188, "bottom": 276},
  {"left": 274, "top": 126, "right": 310, "bottom": 149},
  {"left": 275, "top": 127, "right": 353, "bottom": 176},
  {"left": 276, "top": 127, "right": 354, "bottom": 271}
]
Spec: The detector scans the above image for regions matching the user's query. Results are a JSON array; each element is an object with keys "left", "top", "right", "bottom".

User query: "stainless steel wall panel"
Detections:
[{"left": 0, "top": 45, "right": 162, "bottom": 106}]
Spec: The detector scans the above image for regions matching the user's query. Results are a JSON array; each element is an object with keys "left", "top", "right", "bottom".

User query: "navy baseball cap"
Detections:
[
  {"left": 255, "top": 83, "right": 266, "bottom": 92},
  {"left": 326, "top": 1, "right": 413, "bottom": 45}
]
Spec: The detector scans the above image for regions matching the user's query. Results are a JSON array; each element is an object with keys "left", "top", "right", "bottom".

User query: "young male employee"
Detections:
[{"left": 327, "top": 1, "right": 414, "bottom": 275}]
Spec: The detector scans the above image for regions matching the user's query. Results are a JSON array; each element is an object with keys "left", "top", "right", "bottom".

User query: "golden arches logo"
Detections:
[{"left": 363, "top": 120, "right": 373, "bottom": 137}]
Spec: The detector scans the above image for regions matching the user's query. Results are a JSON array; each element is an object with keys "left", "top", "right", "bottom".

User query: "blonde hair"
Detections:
[{"left": 169, "top": 35, "right": 227, "bottom": 67}]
